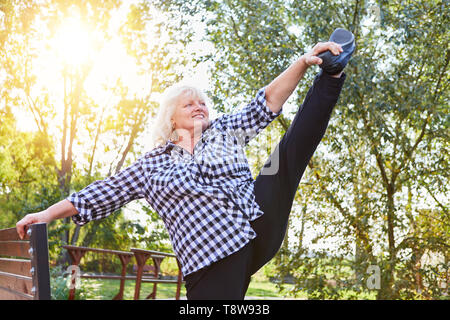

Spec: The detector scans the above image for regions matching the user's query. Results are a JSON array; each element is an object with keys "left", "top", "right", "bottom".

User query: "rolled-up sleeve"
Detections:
[
  {"left": 67, "top": 159, "right": 146, "bottom": 226},
  {"left": 219, "top": 87, "right": 282, "bottom": 145}
]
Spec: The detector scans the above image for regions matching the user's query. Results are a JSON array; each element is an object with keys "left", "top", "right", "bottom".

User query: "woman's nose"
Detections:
[{"left": 194, "top": 103, "right": 204, "bottom": 112}]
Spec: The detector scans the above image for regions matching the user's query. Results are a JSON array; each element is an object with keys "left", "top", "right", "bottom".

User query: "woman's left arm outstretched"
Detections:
[{"left": 265, "top": 41, "right": 344, "bottom": 113}]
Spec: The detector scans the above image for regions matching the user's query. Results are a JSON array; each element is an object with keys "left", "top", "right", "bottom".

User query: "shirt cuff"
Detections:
[
  {"left": 67, "top": 193, "right": 92, "bottom": 226},
  {"left": 257, "top": 87, "right": 282, "bottom": 122}
]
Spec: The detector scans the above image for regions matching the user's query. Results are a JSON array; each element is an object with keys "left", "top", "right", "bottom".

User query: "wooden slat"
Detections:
[
  {"left": 0, "top": 227, "right": 29, "bottom": 241},
  {"left": 80, "top": 274, "right": 127, "bottom": 280},
  {"left": 0, "top": 241, "right": 31, "bottom": 258},
  {"left": 141, "top": 278, "right": 183, "bottom": 284},
  {"left": 131, "top": 248, "right": 176, "bottom": 258},
  {"left": 0, "top": 258, "right": 31, "bottom": 276},
  {"left": 0, "top": 271, "right": 33, "bottom": 295},
  {"left": 62, "top": 245, "right": 134, "bottom": 257},
  {"left": 79, "top": 274, "right": 183, "bottom": 283},
  {"left": 80, "top": 274, "right": 150, "bottom": 280},
  {"left": 0, "top": 286, "right": 33, "bottom": 300}
]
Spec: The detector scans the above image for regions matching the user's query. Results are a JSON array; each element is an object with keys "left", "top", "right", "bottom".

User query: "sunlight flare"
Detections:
[{"left": 53, "top": 17, "right": 94, "bottom": 68}]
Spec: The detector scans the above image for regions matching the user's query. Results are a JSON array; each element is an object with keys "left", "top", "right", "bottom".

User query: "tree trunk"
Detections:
[
  {"left": 114, "top": 107, "right": 145, "bottom": 174},
  {"left": 70, "top": 225, "right": 81, "bottom": 246},
  {"left": 57, "top": 72, "right": 82, "bottom": 266},
  {"left": 378, "top": 187, "right": 397, "bottom": 299},
  {"left": 88, "top": 105, "right": 106, "bottom": 177}
]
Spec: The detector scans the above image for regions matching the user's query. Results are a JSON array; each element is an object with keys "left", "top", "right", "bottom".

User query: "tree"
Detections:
[
  {"left": 0, "top": 0, "right": 194, "bottom": 265},
  {"left": 0, "top": 0, "right": 60, "bottom": 232}
]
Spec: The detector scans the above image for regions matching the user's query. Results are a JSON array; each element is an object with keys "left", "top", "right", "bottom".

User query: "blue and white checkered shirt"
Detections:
[{"left": 67, "top": 87, "right": 282, "bottom": 276}]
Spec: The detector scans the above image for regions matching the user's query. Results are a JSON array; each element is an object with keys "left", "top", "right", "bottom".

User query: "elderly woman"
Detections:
[{"left": 17, "top": 39, "right": 351, "bottom": 299}]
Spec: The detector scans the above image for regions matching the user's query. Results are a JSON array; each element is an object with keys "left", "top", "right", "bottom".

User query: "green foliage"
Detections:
[
  {"left": 50, "top": 265, "right": 99, "bottom": 300},
  {"left": 49, "top": 265, "right": 71, "bottom": 300},
  {"left": 0, "top": 112, "right": 60, "bottom": 229}
]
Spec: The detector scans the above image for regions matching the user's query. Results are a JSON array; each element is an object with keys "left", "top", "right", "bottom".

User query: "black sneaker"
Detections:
[{"left": 318, "top": 28, "right": 355, "bottom": 75}]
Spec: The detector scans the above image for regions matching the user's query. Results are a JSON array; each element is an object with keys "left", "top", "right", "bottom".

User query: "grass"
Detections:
[{"left": 69, "top": 269, "right": 302, "bottom": 300}]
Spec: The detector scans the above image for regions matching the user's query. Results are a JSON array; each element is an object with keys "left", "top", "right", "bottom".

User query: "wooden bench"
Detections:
[
  {"left": 0, "top": 223, "right": 51, "bottom": 300},
  {"left": 63, "top": 245, "right": 184, "bottom": 300},
  {"left": 62, "top": 245, "right": 134, "bottom": 300}
]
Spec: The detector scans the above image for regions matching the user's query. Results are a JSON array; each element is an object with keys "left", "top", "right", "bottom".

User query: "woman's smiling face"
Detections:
[{"left": 171, "top": 90, "right": 210, "bottom": 134}]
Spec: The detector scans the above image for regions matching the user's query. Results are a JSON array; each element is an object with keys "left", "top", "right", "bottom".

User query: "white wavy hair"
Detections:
[{"left": 150, "top": 83, "right": 211, "bottom": 148}]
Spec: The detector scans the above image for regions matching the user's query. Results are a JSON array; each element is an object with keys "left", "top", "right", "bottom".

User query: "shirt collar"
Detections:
[{"left": 145, "top": 120, "right": 217, "bottom": 158}]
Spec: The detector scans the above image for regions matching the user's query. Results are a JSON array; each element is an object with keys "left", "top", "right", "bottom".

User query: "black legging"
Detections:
[{"left": 185, "top": 70, "right": 346, "bottom": 299}]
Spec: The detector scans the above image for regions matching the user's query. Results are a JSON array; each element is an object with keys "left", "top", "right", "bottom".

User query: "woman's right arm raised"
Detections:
[{"left": 16, "top": 199, "right": 79, "bottom": 239}]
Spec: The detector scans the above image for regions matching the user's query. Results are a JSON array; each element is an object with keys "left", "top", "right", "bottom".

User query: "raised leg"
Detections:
[{"left": 249, "top": 71, "right": 346, "bottom": 275}]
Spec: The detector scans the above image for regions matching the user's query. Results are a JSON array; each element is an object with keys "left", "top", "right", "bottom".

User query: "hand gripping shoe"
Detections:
[{"left": 318, "top": 28, "right": 355, "bottom": 75}]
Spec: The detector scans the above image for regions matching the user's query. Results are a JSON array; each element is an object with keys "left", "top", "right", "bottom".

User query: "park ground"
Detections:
[{"left": 53, "top": 268, "right": 306, "bottom": 300}]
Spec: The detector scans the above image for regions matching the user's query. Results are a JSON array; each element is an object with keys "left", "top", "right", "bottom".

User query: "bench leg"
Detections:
[
  {"left": 113, "top": 254, "right": 131, "bottom": 300},
  {"left": 144, "top": 256, "right": 163, "bottom": 299},
  {"left": 66, "top": 249, "right": 86, "bottom": 300},
  {"left": 175, "top": 260, "right": 182, "bottom": 300},
  {"left": 133, "top": 252, "right": 151, "bottom": 300}
]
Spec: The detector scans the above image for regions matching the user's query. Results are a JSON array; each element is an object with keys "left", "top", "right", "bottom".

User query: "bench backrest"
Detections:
[{"left": 0, "top": 223, "right": 51, "bottom": 300}]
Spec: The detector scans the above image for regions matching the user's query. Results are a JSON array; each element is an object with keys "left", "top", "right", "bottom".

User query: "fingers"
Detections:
[
  {"left": 313, "top": 41, "right": 343, "bottom": 56},
  {"left": 304, "top": 41, "right": 344, "bottom": 68},
  {"left": 16, "top": 214, "right": 34, "bottom": 239},
  {"left": 16, "top": 219, "right": 28, "bottom": 240},
  {"left": 16, "top": 221, "right": 26, "bottom": 240},
  {"left": 306, "top": 56, "right": 322, "bottom": 66}
]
